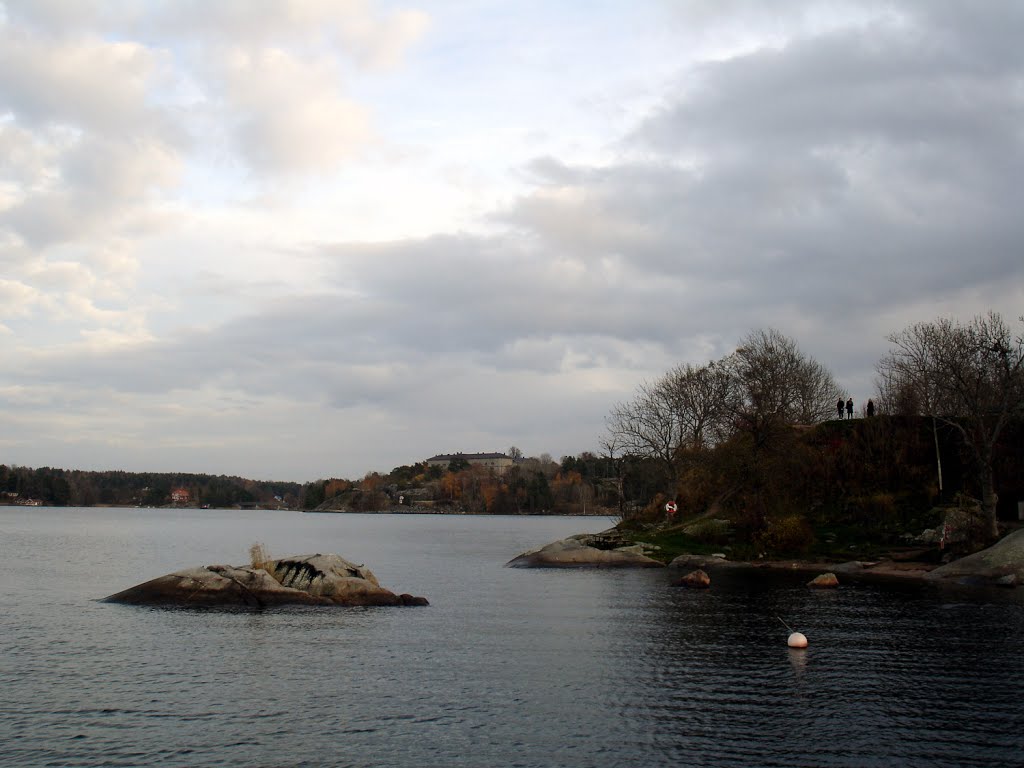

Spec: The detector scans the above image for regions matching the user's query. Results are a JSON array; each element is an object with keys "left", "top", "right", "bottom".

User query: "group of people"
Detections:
[{"left": 836, "top": 397, "right": 875, "bottom": 419}]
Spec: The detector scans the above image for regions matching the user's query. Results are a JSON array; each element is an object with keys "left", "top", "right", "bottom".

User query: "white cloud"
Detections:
[
  {"left": 0, "top": 277, "right": 40, "bottom": 316},
  {"left": 3, "top": 135, "right": 181, "bottom": 250},
  {"left": 216, "top": 47, "right": 372, "bottom": 174},
  {"left": 0, "top": 30, "right": 170, "bottom": 137},
  {"left": 147, "top": 0, "right": 428, "bottom": 66}
]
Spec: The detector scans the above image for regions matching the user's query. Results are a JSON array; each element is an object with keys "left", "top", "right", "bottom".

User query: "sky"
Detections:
[{"left": 2, "top": 1, "right": 1023, "bottom": 483}]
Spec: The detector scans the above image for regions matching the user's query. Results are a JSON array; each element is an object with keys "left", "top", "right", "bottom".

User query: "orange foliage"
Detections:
[
  {"left": 361, "top": 472, "right": 384, "bottom": 492},
  {"left": 440, "top": 472, "right": 462, "bottom": 500},
  {"left": 481, "top": 478, "right": 501, "bottom": 511},
  {"left": 324, "top": 478, "right": 351, "bottom": 497}
]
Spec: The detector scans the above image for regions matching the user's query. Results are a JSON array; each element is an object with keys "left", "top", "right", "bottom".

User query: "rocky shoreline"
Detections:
[{"left": 507, "top": 529, "right": 1024, "bottom": 589}]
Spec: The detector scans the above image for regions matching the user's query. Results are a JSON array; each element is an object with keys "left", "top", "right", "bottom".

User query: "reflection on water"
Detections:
[
  {"left": 788, "top": 647, "right": 808, "bottom": 679},
  {"left": 1, "top": 508, "right": 1023, "bottom": 767}
]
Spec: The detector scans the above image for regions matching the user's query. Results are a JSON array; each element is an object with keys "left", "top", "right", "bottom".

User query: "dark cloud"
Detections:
[{"left": 528, "top": 6, "right": 1024, "bottom": 331}]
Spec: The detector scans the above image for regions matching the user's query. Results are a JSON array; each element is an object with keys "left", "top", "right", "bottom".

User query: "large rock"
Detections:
[
  {"left": 668, "top": 553, "right": 748, "bottom": 569},
  {"left": 925, "top": 529, "right": 1024, "bottom": 586},
  {"left": 103, "top": 553, "right": 428, "bottom": 607},
  {"left": 506, "top": 536, "right": 664, "bottom": 568}
]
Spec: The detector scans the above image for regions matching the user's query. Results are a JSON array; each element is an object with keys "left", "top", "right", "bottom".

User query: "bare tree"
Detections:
[
  {"left": 598, "top": 432, "right": 626, "bottom": 517},
  {"left": 874, "top": 366, "right": 922, "bottom": 417},
  {"left": 606, "top": 331, "right": 838, "bottom": 499},
  {"left": 661, "top": 361, "right": 734, "bottom": 451},
  {"left": 878, "top": 312, "right": 1024, "bottom": 538},
  {"left": 606, "top": 360, "right": 735, "bottom": 487},
  {"left": 606, "top": 377, "right": 682, "bottom": 486},
  {"left": 723, "top": 328, "right": 840, "bottom": 449},
  {"left": 876, "top": 321, "right": 949, "bottom": 494}
]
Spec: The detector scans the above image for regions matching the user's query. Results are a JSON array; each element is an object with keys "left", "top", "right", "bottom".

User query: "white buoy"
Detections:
[{"left": 788, "top": 632, "right": 808, "bottom": 648}]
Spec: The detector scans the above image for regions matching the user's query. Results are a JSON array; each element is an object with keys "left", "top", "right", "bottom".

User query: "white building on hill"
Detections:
[{"left": 425, "top": 452, "right": 514, "bottom": 476}]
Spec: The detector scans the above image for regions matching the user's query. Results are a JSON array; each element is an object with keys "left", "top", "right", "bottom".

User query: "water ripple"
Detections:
[{"left": 3, "top": 510, "right": 1024, "bottom": 767}]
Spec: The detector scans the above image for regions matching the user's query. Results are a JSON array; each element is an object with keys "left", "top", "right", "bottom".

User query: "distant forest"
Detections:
[
  {"left": 0, "top": 454, "right": 658, "bottom": 516},
  {"left": 0, "top": 455, "right": 641, "bottom": 516},
  {"left": 299, "top": 452, "right": 643, "bottom": 516},
  {"left": 0, "top": 465, "right": 302, "bottom": 509}
]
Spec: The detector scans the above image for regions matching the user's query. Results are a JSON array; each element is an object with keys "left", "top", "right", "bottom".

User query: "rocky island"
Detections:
[
  {"left": 506, "top": 530, "right": 664, "bottom": 568},
  {"left": 103, "top": 553, "right": 428, "bottom": 608}
]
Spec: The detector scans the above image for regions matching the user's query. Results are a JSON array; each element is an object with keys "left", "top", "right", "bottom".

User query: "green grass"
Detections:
[
  {"left": 617, "top": 512, "right": 943, "bottom": 564},
  {"left": 626, "top": 527, "right": 726, "bottom": 563}
]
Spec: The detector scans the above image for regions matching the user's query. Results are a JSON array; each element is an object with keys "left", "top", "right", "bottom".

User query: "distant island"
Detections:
[{"left": 0, "top": 450, "right": 617, "bottom": 517}]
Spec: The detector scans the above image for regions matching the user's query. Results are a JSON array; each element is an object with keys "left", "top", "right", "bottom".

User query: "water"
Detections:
[{"left": 2, "top": 508, "right": 1023, "bottom": 768}]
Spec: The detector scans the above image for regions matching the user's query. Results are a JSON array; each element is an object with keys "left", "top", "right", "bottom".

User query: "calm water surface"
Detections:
[{"left": 1, "top": 507, "right": 1023, "bottom": 767}]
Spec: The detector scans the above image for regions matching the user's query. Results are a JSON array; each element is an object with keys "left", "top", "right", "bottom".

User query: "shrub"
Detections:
[
  {"left": 944, "top": 494, "right": 990, "bottom": 553},
  {"left": 756, "top": 514, "right": 815, "bottom": 557},
  {"left": 638, "top": 493, "right": 671, "bottom": 523},
  {"left": 855, "top": 492, "right": 900, "bottom": 533},
  {"left": 682, "top": 518, "right": 732, "bottom": 544},
  {"left": 863, "top": 492, "right": 897, "bottom": 518}
]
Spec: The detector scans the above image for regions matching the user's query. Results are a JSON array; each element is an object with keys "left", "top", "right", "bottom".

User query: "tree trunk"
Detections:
[
  {"left": 979, "top": 459, "right": 1000, "bottom": 541},
  {"left": 931, "top": 416, "right": 944, "bottom": 496}
]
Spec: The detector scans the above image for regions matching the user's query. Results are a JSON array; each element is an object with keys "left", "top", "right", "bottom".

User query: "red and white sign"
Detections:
[{"left": 665, "top": 501, "right": 678, "bottom": 515}]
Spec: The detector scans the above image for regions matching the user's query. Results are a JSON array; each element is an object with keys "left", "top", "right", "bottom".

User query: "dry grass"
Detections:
[{"left": 249, "top": 542, "right": 274, "bottom": 572}]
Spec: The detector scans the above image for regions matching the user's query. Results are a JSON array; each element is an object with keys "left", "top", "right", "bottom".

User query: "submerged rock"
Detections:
[
  {"left": 808, "top": 572, "right": 840, "bottom": 588},
  {"left": 676, "top": 569, "right": 711, "bottom": 588},
  {"left": 506, "top": 536, "right": 664, "bottom": 568},
  {"left": 925, "top": 529, "right": 1024, "bottom": 587},
  {"left": 103, "top": 553, "right": 428, "bottom": 608}
]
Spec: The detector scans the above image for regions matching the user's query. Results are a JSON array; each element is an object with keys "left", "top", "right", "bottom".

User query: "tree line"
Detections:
[
  {"left": 0, "top": 465, "right": 302, "bottom": 509},
  {"left": 300, "top": 453, "right": 623, "bottom": 515}
]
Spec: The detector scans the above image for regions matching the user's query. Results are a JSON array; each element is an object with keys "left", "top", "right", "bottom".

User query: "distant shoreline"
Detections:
[{"left": 0, "top": 502, "right": 613, "bottom": 517}]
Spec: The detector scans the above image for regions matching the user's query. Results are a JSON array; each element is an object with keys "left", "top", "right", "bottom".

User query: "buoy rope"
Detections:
[{"left": 776, "top": 615, "right": 795, "bottom": 633}]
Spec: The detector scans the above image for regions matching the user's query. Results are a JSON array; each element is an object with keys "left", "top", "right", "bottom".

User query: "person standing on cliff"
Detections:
[
  {"left": 837, "top": 399, "right": 845, "bottom": 419},
  {"left": 866, "top": 399, "right": 875, "bottom": 417},
  {"left": 846, "top": 397, "right": 854, "bottom": 419}
]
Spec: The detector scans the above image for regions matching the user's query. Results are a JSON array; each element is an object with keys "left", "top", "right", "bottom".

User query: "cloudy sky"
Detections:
[{"left": 2, "top": 1, "right": 1023, "bottom": 482}]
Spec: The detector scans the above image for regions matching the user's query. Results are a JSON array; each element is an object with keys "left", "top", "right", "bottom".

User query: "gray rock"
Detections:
[
  {"left": 668, "top": 553, "right": 743, "bottom": 569},
  {"left": 917, "top": 528, "right": 941, "bottom": 545},
  {"left": 925, "top": 529, "right": 1024, "bottom": 586},
  {"left": 506, "top": 537, "right": 664, "bottom": 568},
  {"left": 103, "top": 553, "right": 428, "bottom": 607},
  {"left": 614, "top": 544, "right": 649, "bottom": 556}
]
